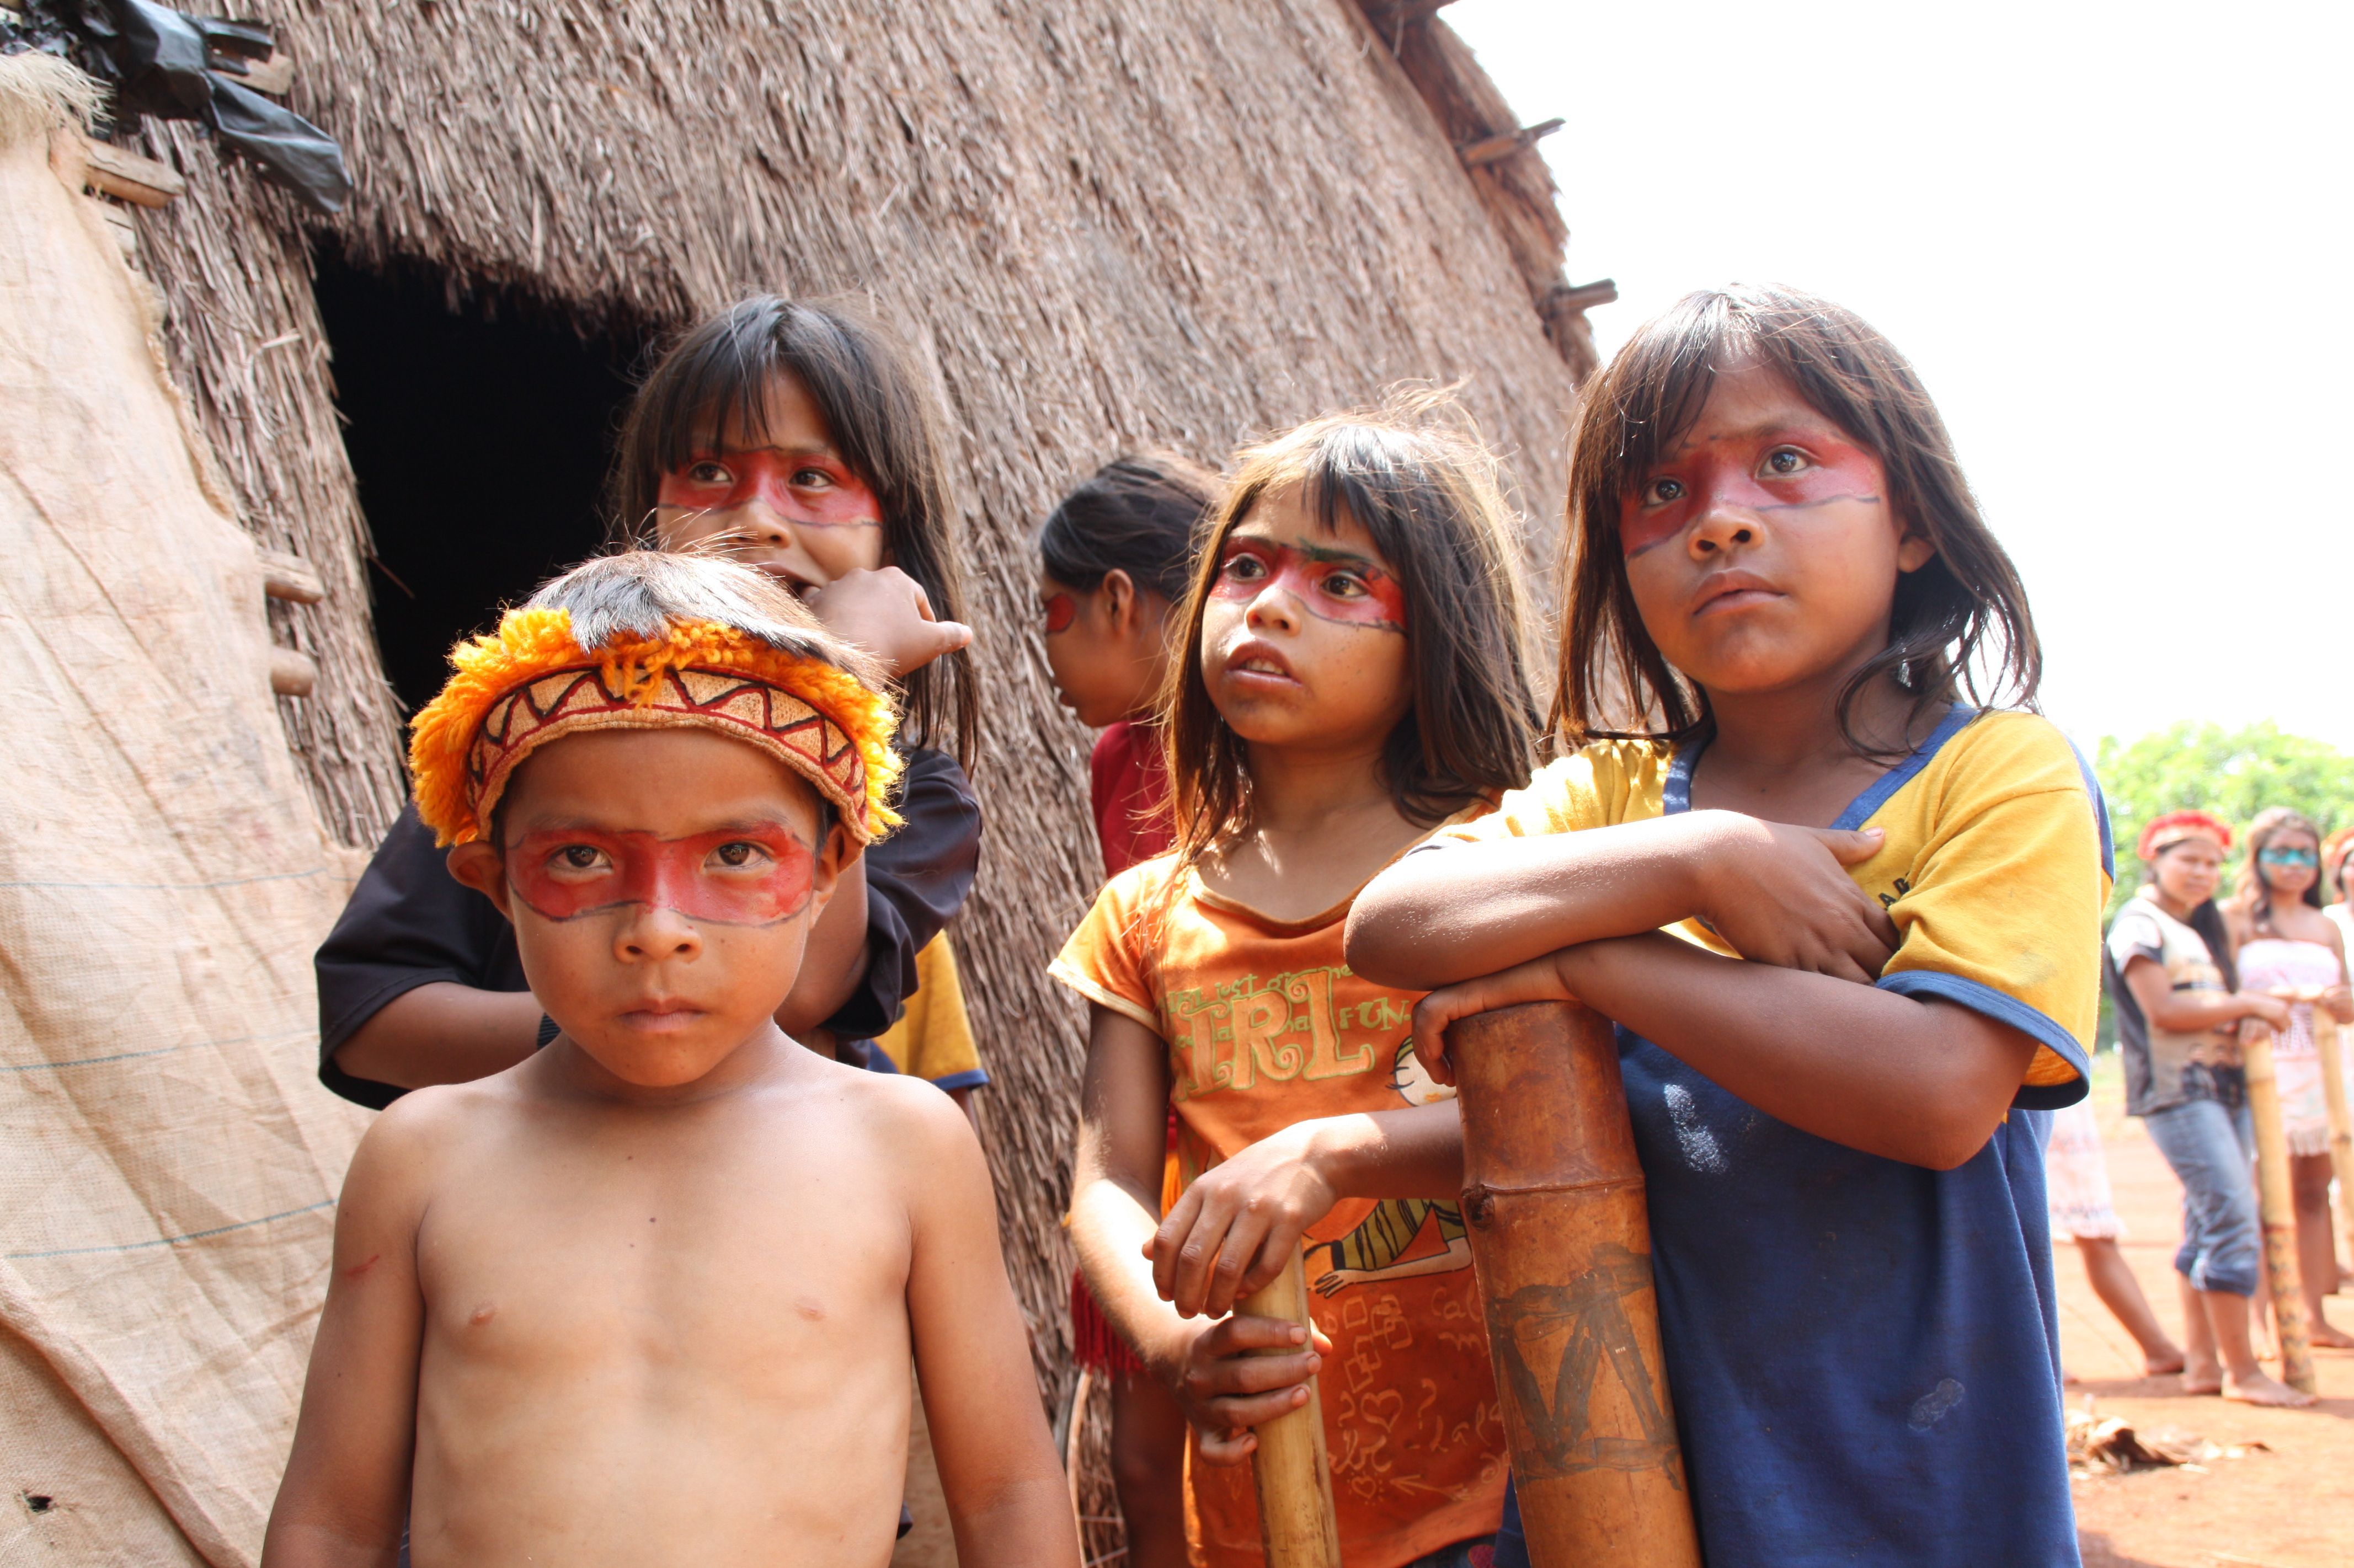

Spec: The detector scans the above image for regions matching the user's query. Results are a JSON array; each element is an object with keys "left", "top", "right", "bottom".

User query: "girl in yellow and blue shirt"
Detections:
[{"left": 1346, "top": 285, "right": 2109, "bottom": 1566}]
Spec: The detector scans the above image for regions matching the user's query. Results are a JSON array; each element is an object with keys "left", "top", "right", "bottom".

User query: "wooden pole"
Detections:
[
  {"left": 2309, "top": 1004, "right": 2354, "bottom": 1285},
  {"left": 2241, "top": 1021, "right": 2318, "bottom": 1395},
  {"left": 1238, "top": 1250, "right": 1342, "bottom": 1568},
  {"left": 1447, "top": 1002, "right": 1702, "bottom": 1568}
]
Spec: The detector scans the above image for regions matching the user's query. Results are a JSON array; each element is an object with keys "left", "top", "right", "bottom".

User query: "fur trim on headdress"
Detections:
[
  {"left": 410, "top": 607, "right": 901, "bottom": 847},
  {"left": 2137, "top": 810, "right": 2232, "bottom": 863}
]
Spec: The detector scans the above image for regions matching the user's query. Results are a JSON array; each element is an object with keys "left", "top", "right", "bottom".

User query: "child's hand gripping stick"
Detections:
[
  {"left": 1236, "top": 1250, "right": 1342, "bottom": 1568},
  {"left": 1446, "top": 1001, "right": 1702, "bottom": 1568},
  {"left": 2239, "top": 1015, "right": 2319, "bottom": 1395}
]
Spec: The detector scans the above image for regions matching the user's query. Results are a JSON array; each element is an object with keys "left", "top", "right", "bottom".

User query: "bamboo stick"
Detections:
[
  {"left": 2241, "top": 1021, "right": 2318, "bottom": 1394},
  {"left": 1447, "top": 1002, "right": 1702, "bottom": 1568},
  {"left": 2310, "top": 1005, "right": 2354, "bottom": 1285},
  {"left": 1239, "top": 1250, "right": 1341, "bottom": 1568}
]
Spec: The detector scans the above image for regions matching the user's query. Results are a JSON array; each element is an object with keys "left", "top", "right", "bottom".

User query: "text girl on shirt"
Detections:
[
  {"left": 1057, "top": 397, "right": 1539, "bottom": 1568},
  {"left": 317, "top": 297, "right": 984, "bottom": 1108},
  {"left": 1347, "top": 285, "right": 2110, "bottom": 1567}
]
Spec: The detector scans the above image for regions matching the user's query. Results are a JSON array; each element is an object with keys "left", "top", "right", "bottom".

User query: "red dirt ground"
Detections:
[{"left": 2061, "top": 1059, "right": 2354, "bottom": 1568}]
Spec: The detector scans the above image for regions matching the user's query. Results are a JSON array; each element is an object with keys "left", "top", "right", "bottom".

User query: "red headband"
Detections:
[{"left": 2137, "top": 810, "right": 2232, "bottom": 863}]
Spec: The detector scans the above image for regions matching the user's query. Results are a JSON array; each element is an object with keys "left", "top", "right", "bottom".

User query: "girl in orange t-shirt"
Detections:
[{"left": 1055, "top": 394, "right": 1539, "bottom": 1568}]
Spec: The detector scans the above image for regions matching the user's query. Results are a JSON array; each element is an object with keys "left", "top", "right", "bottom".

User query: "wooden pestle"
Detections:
[
  {"left": 1239, "top": 1249, "right": 1342, "bottom": 1568},
  {"left": 2304, "top": 1000, "right": 2354, "bottom": 1294},
  {"left": 2241, "top": 1019, "right": 2318, "bottom": 1394},
  {"left": 1446, "top": 1001, "right": 1702, "bottom": 1568}
]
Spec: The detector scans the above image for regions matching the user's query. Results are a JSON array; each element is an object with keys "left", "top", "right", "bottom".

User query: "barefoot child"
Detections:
[
  {"left": 1038, "top": 452, "right": 1222, "bottom": 1568},
  {"left": 1348, "top": 286, "right": 2111, "bottom": 1565},
  {"left": 316, "top": 297, "right": 981, "bottom": 1105},
  {"left": 264, "top": 554, "right": 1074, "bottom": 1568},
  {"left": 2108, "top": 811, "right": 2312, "bottom": 1403},
  {"left": 2223, "top": 807, "right": 2354, "bottom": 1348},
  {"left": 2045, "top": 1098, "right": 2185, "bottom": 1379},
  {"left": 1058, "top": 400, "right": 1538, "bottom": 1568}
]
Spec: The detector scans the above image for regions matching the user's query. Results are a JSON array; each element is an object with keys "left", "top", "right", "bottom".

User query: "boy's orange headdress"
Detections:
[
  {"left": 409, "top": 555, "right": 901, "bottom": 848},
  {"left": 2136, "top": 810, "right": 2232, "bottom": 863}
]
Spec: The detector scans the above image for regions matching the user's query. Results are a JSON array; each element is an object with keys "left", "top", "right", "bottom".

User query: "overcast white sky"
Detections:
[{"left": 1449, "top": 0, "right": 2352, "bottom": 752}]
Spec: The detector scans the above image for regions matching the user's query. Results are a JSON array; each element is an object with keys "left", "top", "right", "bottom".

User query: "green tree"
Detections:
[{"left": 2096, "top": 721, "right": 2354, "bottom": 916}]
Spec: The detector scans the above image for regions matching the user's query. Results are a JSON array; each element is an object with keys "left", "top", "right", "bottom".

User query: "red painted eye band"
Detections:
[
  {"left": 1620, "top": 441, "right": 1886, "bottom": 556},
  {"left": 505, "top": 826, "right": 815, "bottom": 926},
  {"left": 654, "top": 448, "right": 882, "bottom": 529},
  {"left": 1043, "top": 593, "right": 1076, "bottom": 634},
  {"left": 1209, "top": 539, "right": 1407, "bottom": 632}
]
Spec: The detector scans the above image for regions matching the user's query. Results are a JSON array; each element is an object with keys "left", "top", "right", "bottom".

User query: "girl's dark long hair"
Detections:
[
  {"left": 1038, "top": 453, "right": 1222, "bottom": 603},
  {"left": 608, "top": 296, "right": 976, "bottom": 759},
  {"left": 1554, "top": 284, "right": 2041, "bottom": 756},
  {"left": 2230, "top": 806, "right": 2325, "bottom": 941},
  {"left": 1162, "top": 394, "right": 1541, "bottom": 869},
  {"left": 2186, "top": 899, "right": 2240, "bottom": 994}
]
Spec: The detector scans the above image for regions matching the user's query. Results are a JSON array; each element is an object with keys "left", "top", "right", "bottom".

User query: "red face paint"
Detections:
[
  {"left": 1209, "top": 537, "right": 1408, "bottom": 632},
  {"left": 1043, "top": 592, "right": 1076, "bottom": 634},
  {"left": 1619, "top": 436, "right": 1886, "bottom": 556},
  {"left": 655, "top": 448, "right": 881, "bottom": 529},
  {"left": 505, "top": 826, "right": 815, "bottom": 926}
]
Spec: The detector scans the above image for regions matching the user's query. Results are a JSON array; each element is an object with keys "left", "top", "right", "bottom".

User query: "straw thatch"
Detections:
[{"left": 102, "top": 0, "right": 1593, "bottom": 1550}]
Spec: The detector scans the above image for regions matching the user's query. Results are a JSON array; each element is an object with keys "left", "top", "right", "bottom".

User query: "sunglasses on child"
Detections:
[{"left": 2259, "top": 847, "right": 2319, "bottom": 868}]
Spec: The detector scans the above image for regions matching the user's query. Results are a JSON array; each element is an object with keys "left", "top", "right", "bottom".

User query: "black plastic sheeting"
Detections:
[{"left": 2, "top": 0, "right": 351, "bottom": 214}]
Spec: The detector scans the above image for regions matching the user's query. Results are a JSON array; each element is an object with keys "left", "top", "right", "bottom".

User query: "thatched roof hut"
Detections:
[{"left": 15, "top": 0, "right": 1603, "bottom": 1558}]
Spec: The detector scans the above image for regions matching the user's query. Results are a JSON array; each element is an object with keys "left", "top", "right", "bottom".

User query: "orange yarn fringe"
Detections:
[{"left": 409, "top": 607, "right": 903, "bottom": 845}]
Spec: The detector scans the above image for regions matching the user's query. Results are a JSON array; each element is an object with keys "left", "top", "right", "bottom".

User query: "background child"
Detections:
[
  {"left": 2222, "top": 807, "right": 2354, "bottom": 1347},
  {"left": 1040, "top": 452, "right": 1221, "bottom": 875},
  {"left": 2045, "top": 1097, "right": 2185, "bottom": 1378},
  {"left": 1058, "top": 399, "right": 1539, "bottom": 1568},
  {"left": 2107, "top": 811, "right": 2307, "bottom": 1403},
  {"left": 1036, "top": 451, "right": 1220, "bottom": 1568},
  {"left": 316, "top": 296, "right": 983, "bottom": 1104},
  {"left": 1348, "top": 285, "right": 2110, "bottom": 1565},
  {"left": 264, "top": 553, "right": 1072, "bottom": 1568}
]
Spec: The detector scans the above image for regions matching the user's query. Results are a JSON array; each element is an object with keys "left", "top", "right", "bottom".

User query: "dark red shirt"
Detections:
[{"left": 1088, "top": 720, "right": 1173, "bottom": 878}]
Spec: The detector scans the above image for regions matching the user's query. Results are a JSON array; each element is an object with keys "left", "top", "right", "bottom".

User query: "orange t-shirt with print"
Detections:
[{"left": 1051, "top": 855, "right": 1508, "bottom": 1568}]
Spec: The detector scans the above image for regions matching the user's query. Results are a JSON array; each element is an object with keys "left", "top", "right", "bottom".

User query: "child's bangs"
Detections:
[
  {"left": 1226, "top": 412, "right": 1484, "bottom": 568},
  {"left": 1584, "top": 295, "right": 1760, "bottom": 531},
  {"left": 649, "top": 340, "right": 788, "bottom": 479}
]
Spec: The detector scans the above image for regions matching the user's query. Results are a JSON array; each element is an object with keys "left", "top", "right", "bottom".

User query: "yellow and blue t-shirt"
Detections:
[{"left": 1453, "top": 705, "right": 2108, "bottom": 1568}]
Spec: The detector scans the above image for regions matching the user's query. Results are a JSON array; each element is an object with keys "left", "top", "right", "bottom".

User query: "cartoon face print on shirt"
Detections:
[
  {"left": 1390, "top": 1036, "right": 1456, "bottom": 1107},
  {"left": 504, "top": 824, "right": 816, "bottom": 926},
  {"left": 1209, "top": 536, "right": 1408, "bottom": 633}
]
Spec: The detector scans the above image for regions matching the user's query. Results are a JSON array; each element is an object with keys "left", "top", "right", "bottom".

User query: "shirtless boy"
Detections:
[{"left": 263, "top": 553, "right": 1075, "bottom": 1568}]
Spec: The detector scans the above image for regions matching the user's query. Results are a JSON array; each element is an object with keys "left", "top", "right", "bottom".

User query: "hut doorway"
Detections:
[{"left": 311, "top": 253, "right": 649, "bottom": 713}]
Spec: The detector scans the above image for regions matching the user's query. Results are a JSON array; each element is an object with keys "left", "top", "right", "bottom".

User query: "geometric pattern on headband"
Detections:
[{"left": 466, "top": 664, "right": 869, "bottom": 841}]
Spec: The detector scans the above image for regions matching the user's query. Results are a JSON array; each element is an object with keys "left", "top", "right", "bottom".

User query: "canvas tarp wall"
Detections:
[{"left": 0, "top": 60, "right": 368, "bottom": 1567}]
